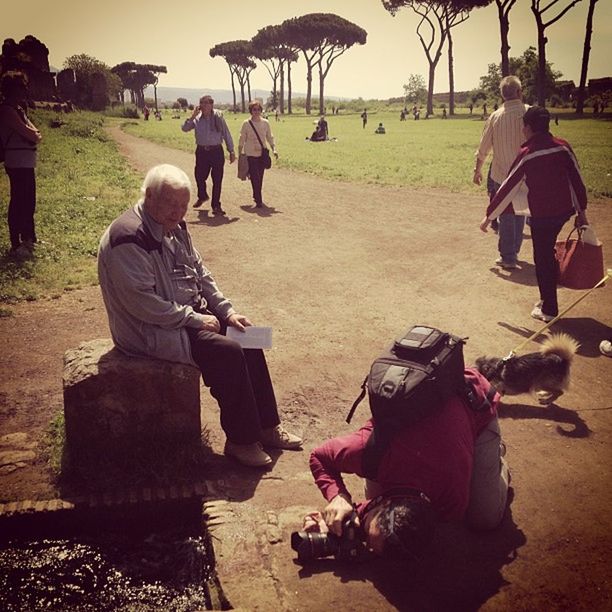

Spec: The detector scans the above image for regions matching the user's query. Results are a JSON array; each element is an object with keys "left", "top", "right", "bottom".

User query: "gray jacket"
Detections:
[{"left": 98, "top": 201, "right": 235, "bottom": 365}]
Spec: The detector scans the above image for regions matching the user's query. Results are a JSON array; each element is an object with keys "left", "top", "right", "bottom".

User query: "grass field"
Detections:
[
  {"left": 0, "top": 110, "right": 137, "bottom": 305},
  {"left": 123, "top": 108, "right": 612, "bottom": 197},
  {"left": 1, "top": 107, "right": 610, "bottom": 306}
]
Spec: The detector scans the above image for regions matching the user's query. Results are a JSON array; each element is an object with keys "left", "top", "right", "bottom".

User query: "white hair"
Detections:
[
  {"left": 140, "top": 164, "right": 191, "bottom": 203},
  {"left": 500, "top": 76, "right": 522, "bottom": 100}
]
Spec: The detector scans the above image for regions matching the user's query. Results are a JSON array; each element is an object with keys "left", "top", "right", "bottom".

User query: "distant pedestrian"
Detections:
[
  {"left": 238, "top": 100, "right": 278, "bottom": 208},
  {"left": 442, "top": 107, "right": 447, "bottom": 119},
  {"left": 0, "top": 72, "right": 42, "bottom": 257},
  {"left": 182, "top": 95, "right": 236, "bottom": 215},
  {"left": 468, "top": 103, "right": 474, "bottom": 115},
  {"left": 482, "top": 103, "right": 487, "bottom": 118},
  {"left": 361, "top": 108, "right": 368, "bottom": 129},
  {"left": 143, "top": 105, "right": 150, "bottom": 121}
]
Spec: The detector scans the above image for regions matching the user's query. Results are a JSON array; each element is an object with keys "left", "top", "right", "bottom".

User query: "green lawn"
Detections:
[
  {"left": 124, "top": 108, "right": 612, "bottom": 198},
  {"left": 0, "top": 111, "right": 138, "bottom": 305}
]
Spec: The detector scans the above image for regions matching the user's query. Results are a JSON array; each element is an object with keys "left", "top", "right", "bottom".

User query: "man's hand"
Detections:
[
  {"left": 322, "top": 493, "right": 354, "bottom": 537},
  {"left": 575, "top": 210, "right": 589, "bottom": 228},
  {"left": 227, "top": 313, "right": 252, "bottom": 331},
  {"left": 473, "top": 169, "right": 482, "bottom": 186},
  {"left": 479, "top": 216, "right": 491, "bottom": 232},
  {"left": 302, "top": 511, "right": 329, "bottom": 534},
  {"left": 190, "top": 107, "right": 200, "bottom": 120},
  {"left": 201, "top": 314, "right": 221, "bottom": 333},
  {"left": 229, "top": 151, "right": 236, "bottom": 164}
]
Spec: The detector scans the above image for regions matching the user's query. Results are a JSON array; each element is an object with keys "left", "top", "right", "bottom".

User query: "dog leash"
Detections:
[{"left": 504, "top": 268, "right": 611, "bottom": 359}]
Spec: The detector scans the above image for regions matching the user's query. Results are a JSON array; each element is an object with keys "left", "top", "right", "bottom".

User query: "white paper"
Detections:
[{"left": 226, "top": 326, "right": 273, "bottom": 349}]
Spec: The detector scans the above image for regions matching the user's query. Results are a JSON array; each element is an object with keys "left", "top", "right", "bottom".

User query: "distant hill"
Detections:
[
  {"left": 145, "top": 85, "right": 349, "bottom": 106},
  {"left": 145, "top": 86, "right": 279, "bottom": 106}
]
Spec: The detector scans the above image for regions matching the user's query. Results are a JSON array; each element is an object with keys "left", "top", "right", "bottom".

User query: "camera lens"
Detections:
[{"left": 290, "top": 531, "right": 339, "bottom": 562}]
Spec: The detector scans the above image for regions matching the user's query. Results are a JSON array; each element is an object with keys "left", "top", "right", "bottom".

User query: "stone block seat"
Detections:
[{"left": 63, "top": 339, "right": 201, "bottom": 459}]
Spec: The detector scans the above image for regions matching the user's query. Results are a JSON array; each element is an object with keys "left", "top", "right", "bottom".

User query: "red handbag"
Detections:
[{"left": 555, "top": 227, "right": 605, "bottom": 289}]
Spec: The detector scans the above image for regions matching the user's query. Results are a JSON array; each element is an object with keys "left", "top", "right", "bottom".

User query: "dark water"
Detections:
[{"left": 0, "top": 531, "right": 217, "bottom": 611}]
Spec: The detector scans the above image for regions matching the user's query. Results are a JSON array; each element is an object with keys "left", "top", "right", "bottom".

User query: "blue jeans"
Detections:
[
  {"left": 488, "top": 175, "right": 525, "bottom": 264},
  {"left": 498, "top": 214, "right": 525, "bottom": 265}
]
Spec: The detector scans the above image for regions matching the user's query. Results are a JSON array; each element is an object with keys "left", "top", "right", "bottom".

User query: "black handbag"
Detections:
[{"left": 249, "top": 120, "right": 272, "bottom": 169}]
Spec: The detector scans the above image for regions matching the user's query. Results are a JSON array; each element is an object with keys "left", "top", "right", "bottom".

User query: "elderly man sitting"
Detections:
[{"left": 97, "top": 164, "right": 302, "bottom": 467}]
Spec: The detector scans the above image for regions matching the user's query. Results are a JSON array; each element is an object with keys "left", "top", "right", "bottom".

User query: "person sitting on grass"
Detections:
[{"left": 374, "top": 122, "right": 386, "bottom": 134}]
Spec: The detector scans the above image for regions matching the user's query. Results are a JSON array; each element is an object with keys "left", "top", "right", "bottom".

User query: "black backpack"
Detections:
[{"left": 346, "top": 325, "right": 491, "bottom": 480}]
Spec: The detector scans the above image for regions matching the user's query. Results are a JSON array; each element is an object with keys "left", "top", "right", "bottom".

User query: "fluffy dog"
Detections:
[{"left": 475, "top": 333, "right": 579, "bottom": 404}]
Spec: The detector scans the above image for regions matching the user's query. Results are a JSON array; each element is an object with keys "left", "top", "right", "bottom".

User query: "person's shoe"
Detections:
[
  {"left": 9, "top": 244, "right": 33, "bottom": 259},
  {"left": 224, "top": 441, "right": 272, "bottom": 467},
  {"left": 599, "top": 340, "right": 612, "bottom": 357},
  {"left": 193, "top": 195, "right": 209, "bottom": 208},
  {"left": 531, "top": 305, "right": 555, "bottom": 323},
  {"left": 261, "top": 425, "right": 303, "bottom": 450},
  {"left": 495, "top": 257, "right": 520, "bottom": 270},
  {"left": 212, "top": 206, "right": 227, "bottom": 216}
]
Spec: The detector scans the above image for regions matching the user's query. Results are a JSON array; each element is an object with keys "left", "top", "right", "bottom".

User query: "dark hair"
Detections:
[
  {"left": 523, "top": 106, "right": 550, "bottom": 134},
  {"left": 0, "top": 72, "right": 28, "bottom": 98},
  {"left": 376, "top": 496, "right": 436, "bottom": 562}
]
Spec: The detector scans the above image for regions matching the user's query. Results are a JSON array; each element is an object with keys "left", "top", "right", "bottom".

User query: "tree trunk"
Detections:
[
  {"left": 447, "top": 21, "right": 455, "bottom": 116},
  {"left": 230, "top": 67, "right": 237, "bottom": 112},
  {"left": 287, "top": 62, "right": 293, "bottom": 114},
  {"left": 305, "top": 62, "right": 312, "bottom": 115},
  {"left": 247, "top": 75, "right": 252, "bottom": 104},
  {"left": 497, "top": 0, "right": 512, "bottom": 76},
  {"left": 279, "top": 61, "right": 285, "bottom": 114},
  {"left": 318, "top": 63, "right": 325, "bottom": 115},
  {"left": 536, "top": 23, "right": 548, "bottom": 107},
  {"left": 427, "top": 62, "right": 435, "bottom": 117},
  {"left": 576, "top": 0, "right": 597, "bottom": 115}
]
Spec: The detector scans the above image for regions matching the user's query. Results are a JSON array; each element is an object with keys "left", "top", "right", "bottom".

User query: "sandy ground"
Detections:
[{"left": 1, "top": 125, "right": 611, "bottom": 611}]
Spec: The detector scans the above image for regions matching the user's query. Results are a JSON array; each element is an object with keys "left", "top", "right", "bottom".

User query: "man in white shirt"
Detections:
[{"left": 473, "top": 76, "right": 528, "bottom": 270}]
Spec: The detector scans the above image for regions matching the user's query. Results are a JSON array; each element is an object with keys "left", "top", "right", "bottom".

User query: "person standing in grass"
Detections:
[
  {"left": 0, "top": 72, "right": 42, "bottom": 257},
  {"left": 473, "top": 76, "right": 528, "bottom": 271},
  {"left": 238, "top": 100, "right": 277, "bottom": 208},
  {"left": 182, "top": 95, "right": 235, "bottom": 216}
]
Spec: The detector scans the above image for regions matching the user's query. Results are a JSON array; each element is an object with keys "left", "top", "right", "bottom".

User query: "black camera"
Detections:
[{"left": 290, "top": 512, "right": 369, "bottom": 563}]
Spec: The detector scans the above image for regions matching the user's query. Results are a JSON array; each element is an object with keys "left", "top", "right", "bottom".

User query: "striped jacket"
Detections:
[{"left": 485, "top": 132, "right": 587, "bottom": 221}]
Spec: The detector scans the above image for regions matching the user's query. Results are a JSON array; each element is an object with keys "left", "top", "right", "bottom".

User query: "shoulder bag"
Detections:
[{"left": 248, "top": 120, "right": 272, "bottom": 169}]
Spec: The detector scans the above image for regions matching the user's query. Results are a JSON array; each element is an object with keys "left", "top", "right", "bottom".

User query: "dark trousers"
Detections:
[
  {"left": 247, "top": 155, "right": 266, "bottom": 205},
  {"left": 186, "top": 326, "right": 280, "bottom": 444},
  {"left": 194, "top": 146, "right": 225, "bottom": 207},
  {"left": 6, "top": 167, "right": 36, "bottom": 249},
  {"left": 530, "top": 215, "right": 570, "bottom": 317}
]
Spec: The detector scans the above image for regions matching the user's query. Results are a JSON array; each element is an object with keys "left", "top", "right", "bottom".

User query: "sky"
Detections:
[{"left": 2, "top": 0, "right": 611, "bottom": 100}]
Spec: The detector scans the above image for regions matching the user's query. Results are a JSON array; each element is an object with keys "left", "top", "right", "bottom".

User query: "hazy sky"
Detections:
[{"left": 3, "top": 0, "right": 611, "bottom": 99}]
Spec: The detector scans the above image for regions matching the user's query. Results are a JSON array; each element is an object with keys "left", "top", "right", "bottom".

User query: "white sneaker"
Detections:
[
  {"left": 261, "top": 425, "right": 303, "bottom": 450},
  {"left": 224, "top": 441, "right": 272, "bottom": 467},
  {"left": 531, "top": 305, "right": 555, "bottom": 323},
  {"left": 495, "top": 257, "right": 520, "bottom": 270}
]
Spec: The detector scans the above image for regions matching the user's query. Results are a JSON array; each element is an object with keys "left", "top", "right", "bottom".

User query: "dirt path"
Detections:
[{"left": 1, "top": 126, "right": 611, "bottom": 610}]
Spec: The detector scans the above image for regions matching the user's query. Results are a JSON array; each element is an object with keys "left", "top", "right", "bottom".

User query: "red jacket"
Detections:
[
  {"left": 309, "top": 369, "right": 499, "bottom": 522},
  {"left": 486, "top": 132, "right": 587, "bottom": 220}
]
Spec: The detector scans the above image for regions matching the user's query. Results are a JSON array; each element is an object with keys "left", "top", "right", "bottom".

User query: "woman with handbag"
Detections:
[
  {"left": 0, "top": 72, "right": 42, "bottom": 257},
  {"left": 238, "top": 100, "right": 277, "bottom": 208}
]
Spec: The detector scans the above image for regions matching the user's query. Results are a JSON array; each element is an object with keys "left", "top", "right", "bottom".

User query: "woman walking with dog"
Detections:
[{"left": 479, "top": 106, "right": 589, "bottom": 323}]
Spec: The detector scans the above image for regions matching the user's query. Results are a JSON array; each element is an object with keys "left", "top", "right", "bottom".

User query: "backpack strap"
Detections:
[
  {"left": 362, "top": 424, "right": 393, "bottom": 480},
  {"left": 465, "top": 379, "right": 497, "bottom": 412},
  {"left": 346, "top": 375, "right": 368, "bottom": 423}
]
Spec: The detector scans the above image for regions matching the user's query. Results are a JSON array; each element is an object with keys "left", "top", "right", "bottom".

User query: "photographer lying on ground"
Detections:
[{"left": 300, "top": 367, "right": 510, "bottom": 562}]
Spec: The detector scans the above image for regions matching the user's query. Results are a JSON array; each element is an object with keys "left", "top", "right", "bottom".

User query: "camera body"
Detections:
[{"left": 291, "top": 512, "right": 369, "bottom": 563}]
